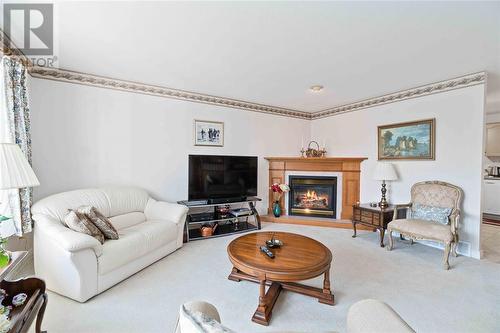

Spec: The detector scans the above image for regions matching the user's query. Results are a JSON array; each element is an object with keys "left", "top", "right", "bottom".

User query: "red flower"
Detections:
[{"left": 270, "top": 183, "right": 283, "bottom": 193}]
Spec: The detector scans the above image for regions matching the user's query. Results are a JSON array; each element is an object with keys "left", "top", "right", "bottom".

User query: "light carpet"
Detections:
[{"left": 31, "top": 223, "right": 500, "bottom": 333}]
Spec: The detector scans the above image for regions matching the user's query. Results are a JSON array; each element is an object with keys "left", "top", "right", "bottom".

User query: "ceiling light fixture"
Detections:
[{"left": 309, "top": 85, "right": 324, "bottom": 93}]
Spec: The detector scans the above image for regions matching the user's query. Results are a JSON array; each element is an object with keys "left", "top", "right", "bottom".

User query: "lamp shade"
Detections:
[
  {"left": 0, "top": 143, "right": 40, "bottom": 190},
  {"left": 373, "top": 162, "right": 398, "bottom": 181}
]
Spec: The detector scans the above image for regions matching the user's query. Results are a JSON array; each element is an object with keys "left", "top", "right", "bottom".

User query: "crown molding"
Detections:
[
  {"left": 29, "top": 66, "right": 486, "bottom": 121},
  {"left": 310, "top": 72, "right": 487, "bottom": 119},
  {"left": 29, "top": 66, "right": 311, "bottom": 119}
]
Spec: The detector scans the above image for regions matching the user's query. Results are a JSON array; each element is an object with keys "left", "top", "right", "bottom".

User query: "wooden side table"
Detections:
[
  {"left": 0, "top": 251, "right": 47, "bottom": 333},
  {"left": 352, "top": 204, "right": 396, "bottom": 247}
]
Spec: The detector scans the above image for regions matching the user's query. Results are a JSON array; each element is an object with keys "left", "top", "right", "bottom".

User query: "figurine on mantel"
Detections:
[{"left": 300, "top": 138, "right": 327, "bottom": 158}]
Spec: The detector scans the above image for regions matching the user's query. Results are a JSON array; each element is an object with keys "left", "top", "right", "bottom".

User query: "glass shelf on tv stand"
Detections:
[
  {"left": 178, "top": 196, "right": 261, "bottom": 208},
  {"left": 178, "top": 197, "right": 262, "bottom": 242},
  {"left": 187, "top": 220, "right": 259, "bottom": 241},
  {"left": 186, "top": 213, "right": 256, "bottom": 225}
]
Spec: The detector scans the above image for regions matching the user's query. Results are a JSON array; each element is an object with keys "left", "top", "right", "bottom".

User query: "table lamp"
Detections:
[
  {"left": 0, "top": 143, "right": 40, "bottom": 266},
  {"left": 372, "top": 162, "right": 398, "bottom": 209}
]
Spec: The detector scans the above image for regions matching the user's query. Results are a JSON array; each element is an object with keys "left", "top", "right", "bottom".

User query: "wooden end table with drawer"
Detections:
[{"left": 352, "top": 204, "right": 397, "bottom": 247}]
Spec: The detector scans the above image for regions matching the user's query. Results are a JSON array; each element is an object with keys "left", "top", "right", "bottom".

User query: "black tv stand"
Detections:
[
  {"left": 208, "top": 197, "right": 247, "bottom": 204},
  {"left": 178, "top": 197, "right": 261, "bottom": 242}
]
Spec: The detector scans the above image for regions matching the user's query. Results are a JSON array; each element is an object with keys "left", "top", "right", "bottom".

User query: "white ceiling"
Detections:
[{"left": 20, "top": 1, "right": 500, "bottom": 112}]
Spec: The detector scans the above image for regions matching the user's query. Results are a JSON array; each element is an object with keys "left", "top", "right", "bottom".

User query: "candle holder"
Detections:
[{"left": 301, "top": 141, "right": 326, "bottom": 158}]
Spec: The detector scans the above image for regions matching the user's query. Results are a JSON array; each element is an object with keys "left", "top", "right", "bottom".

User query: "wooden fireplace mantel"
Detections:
[{"left": 264, "top": 157, "right": 367, "bottom": 220}]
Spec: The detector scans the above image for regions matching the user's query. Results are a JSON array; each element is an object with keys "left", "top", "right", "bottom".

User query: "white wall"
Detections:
[
  {"left": 311, "top": 85, "right": 486, "bottom": 258},
  {"left": 29, "top": 78, "right": 311, "bottom": 214}
]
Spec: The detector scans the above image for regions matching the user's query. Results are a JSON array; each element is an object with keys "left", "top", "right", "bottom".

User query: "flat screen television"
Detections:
[{"left": 188, "top": 155, "right": 258, "bottom": 203}]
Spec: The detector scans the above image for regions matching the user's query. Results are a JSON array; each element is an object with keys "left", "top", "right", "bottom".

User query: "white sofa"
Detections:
[{"left": 31, "top": 187, "right": 188, "bottom": 302}]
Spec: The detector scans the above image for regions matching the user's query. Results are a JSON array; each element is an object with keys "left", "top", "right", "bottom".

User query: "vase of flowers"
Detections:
[{"left": 270, "top": 183, "right": 290, "bottom": 218}]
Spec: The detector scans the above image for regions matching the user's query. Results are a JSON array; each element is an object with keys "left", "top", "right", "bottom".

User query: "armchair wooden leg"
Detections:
[
  {"left": 443, "top": 242, "right": 451, "bottom": 270},
  {"left": 452, "top": 235, "right": 459, "bottom": 257},
  {"left": 409, "top": 239, "right": 414, "bottom": 245},
  {"left": 451, "top": 243, "right": 458, "bottom": 257},
  {"left": 387, "top": 230, "right": 394, "bottom": 251}
]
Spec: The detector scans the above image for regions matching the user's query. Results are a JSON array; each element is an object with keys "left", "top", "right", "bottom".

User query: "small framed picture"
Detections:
[
  {"left": 378, "top": 118, "right": 435, "bottom": 160},
  {"left": 194, "top": 120, "right": 224, "bottom": 147}
]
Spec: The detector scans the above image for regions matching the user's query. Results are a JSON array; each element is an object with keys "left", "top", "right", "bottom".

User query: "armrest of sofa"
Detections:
[
  {"left": 175, "top": 301, "right": 222, "bottom": 333},
  {"left": 144, "top": 198, "right": 189, "bottom": 225},
  {"left": 32, "top": 214, "right": 103, "bottom": 257},
  {"left": 347, "top": 299, "right": 415, "bottom": 333}
]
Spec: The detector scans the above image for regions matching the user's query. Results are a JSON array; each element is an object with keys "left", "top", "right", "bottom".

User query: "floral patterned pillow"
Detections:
[
  {"left": 77, "top": 206, "right": 119, "bottom": 240},
  {"left": 63, "top": 210, "right": 105, "bottom": 244},
  {"left": 411, "top": 203, "right": 452, "bottom": 225}
]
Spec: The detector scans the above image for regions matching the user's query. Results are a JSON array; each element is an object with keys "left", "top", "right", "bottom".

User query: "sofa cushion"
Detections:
[
  {"left": 388, "top": 219, "right": 453, "bottom": 242},
  {"left": 77, "top": 206, "right": 119, "bottom": 240},
  {"left": 411, "top": 203, "right": 451, "bottom": 225},
  {"left": 102, "top": 187, "right": 149, "bottom": 217},
  {"left": 109, "top": 212, "right": 146, "bottom": 230},
  {"left": 64, "top": 210, "right": 105, "bottom": 244},
  {"left": 32, "top": 189, "right": 110, "bottom": 223},
  {"left": 98, "top": 220, "right": 177, "bottom": 275}
]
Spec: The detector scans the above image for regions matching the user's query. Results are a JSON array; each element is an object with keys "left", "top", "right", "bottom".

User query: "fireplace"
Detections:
[{"left": 288, "top": 176, "right": 337, "bottom": 218}]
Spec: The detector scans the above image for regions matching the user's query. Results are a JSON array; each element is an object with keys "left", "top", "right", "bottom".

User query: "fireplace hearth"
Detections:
[{"left": 288, "top": 176, "right": 337, "bottom": 218}]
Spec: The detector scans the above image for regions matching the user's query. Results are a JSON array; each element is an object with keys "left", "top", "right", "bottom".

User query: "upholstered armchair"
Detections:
[{"left": 387, "top": 181, "right": 463, "bottom": 270}]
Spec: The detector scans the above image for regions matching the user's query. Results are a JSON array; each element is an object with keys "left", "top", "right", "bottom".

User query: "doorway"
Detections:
[{"left": 482, "top": 120, "right": 500, "bottom": 262}]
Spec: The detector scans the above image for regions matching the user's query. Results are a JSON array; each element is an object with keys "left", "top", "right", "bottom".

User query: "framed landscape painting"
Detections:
[
  {"left": 378, "top": 118, "right": 435, "bottom": 160},
  {"left": 194, "top": 120, "right": 224, "bottom": 147}
]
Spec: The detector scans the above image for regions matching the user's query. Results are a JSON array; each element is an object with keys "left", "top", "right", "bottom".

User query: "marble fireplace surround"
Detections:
[{"left": 265, "top": 157, "right": 367, "bottom": 220}]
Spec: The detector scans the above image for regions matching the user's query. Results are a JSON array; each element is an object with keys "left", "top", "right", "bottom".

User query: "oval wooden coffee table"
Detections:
[{"left": 227, "top": 231, "right": 334, "bottom": 326}]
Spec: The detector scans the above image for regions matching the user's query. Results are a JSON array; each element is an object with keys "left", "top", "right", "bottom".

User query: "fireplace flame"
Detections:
[
  {"left": 296, "top": 189, "right": 329, "bottom": 210},
  {"left": 306, "top": 190, "right": 318, "bottom": 200}
]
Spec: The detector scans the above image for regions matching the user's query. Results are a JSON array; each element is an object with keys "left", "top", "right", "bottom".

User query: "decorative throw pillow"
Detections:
[
  {"left": 411, "top": 203, "right": 452, "bottom": 225},
  {"left": 64, "top": 210, "right": 105, "bottom": 244},
  {"left": 77, "top": 206, "right": 119, "bottom": 240},
  {"left": 179, "top": 305, "right": 235, "bottom": 333}
]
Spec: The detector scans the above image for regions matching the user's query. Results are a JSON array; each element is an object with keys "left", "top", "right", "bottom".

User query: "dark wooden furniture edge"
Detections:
[{"left": 0, "top": 252, "right": 47, "bottom": 333}]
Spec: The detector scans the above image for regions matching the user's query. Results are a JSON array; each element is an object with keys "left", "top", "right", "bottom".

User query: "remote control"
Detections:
[{"left": 260, "top": 246, "right": 274, "bottom": 259}]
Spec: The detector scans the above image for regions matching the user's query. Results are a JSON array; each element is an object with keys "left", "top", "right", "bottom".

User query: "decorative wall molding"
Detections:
[
  {"left": 310, "top": 72, "right": 487, "bottom": 119},
  {"left": 29, "top": 66, "right": 311, "bottom": 119},
  {"left": 30, "top": 67, "right": 486, "bottom": 120}
]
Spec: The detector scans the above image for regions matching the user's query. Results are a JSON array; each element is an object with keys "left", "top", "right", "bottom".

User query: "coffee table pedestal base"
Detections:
[
  {"left": 228, "top": 268, "right": 334, "bottom": 326},
  {"left": 252, "top": 280, "right": 281, "bottom": 326}
]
